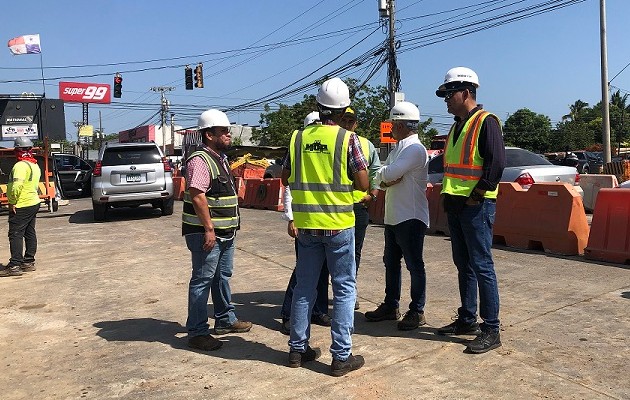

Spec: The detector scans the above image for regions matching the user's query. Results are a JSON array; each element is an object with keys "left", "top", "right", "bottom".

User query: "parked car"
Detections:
[
  {"left": 53, "top": 153, "right": 93, "bottom": 198},
  {"left": 428, "top": 147, "right": 583, "bottom": 196},
  {"left": 572, "top": 151, "right": 603, "bottom": 174},
  {"left": 91, "top": 142, "right": 174, "bottom": 221}
]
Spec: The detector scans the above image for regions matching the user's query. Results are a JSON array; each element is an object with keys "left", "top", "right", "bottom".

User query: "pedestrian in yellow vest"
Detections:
[{"left": 435, "top": 67, "right": 506, "bottom": 354}]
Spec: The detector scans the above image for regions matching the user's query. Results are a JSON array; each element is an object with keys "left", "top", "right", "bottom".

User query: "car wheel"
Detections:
[
  {"left": 161, "top": 197, "right": 174, "bottom": 216},
  {"left": 93, "top": 202, "right": 107, "bottom": 221}
]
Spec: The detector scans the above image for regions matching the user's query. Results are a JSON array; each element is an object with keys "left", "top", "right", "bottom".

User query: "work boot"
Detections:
[
  {"left": 365, "top": 303, "right": 400, "bottom": 322},
  {"left": 0, "top": 265, "right": 23, "bottom": 277},
  {"left": 397, "top": 310, "right": 426, "bottom": 331},
  {"left": 330, "top": 354, "right": 365, "bottom": 377},
  {"left": 311, "top": 313, "right": 332, "bottom": 327},
  {"left": 466, "top": 330, "right": 502, "bottom": 354},
  {"left": 437, "top": 319, "right": 481, "bottom": 336},
  {"left": 288, "top": 346, "right": 321, "bottom": 368},
  {"left": 21, "top": 262, "right": 36, "bottom": 272},
  {"left": 187, "top": 334, "right": 222, "bottom": 351},
  {"left": 214, "top": 320, "right": 253, "bottom": 335}
]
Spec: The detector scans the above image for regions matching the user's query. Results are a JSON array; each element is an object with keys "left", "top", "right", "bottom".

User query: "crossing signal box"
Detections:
[
  {"left": 194, "top": 64, "right": 204, "bottom": 88},
  {"left": 113, "top": 74, "right": 123, "bottom": 98},
  {"left": 185, "top": 66, "right": 193, "bottom": 90}
]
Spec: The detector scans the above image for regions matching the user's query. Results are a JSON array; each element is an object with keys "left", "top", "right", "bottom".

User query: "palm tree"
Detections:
[{"left": 562, "top": 100, "right": 589, "bottom": 122}]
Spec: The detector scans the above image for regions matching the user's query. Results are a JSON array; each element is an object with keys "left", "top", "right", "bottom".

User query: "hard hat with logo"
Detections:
[
  {"left": 436, "top": 66, "right": 480, "bottom": 97},
  {"left": 14, "top": 137, "right": 34, "bottom": 148},
  {"left": 198, "top": 109, "right": 231, "bottom": 130},
  {"left": 316, "top": 77, "right": 350, "bottom": 109},
  {"left": 390, "top": 101, "right": 420, "bottom": 122},
  {"left": 303, "top": 111, "right": 320, "bottom": 128}
]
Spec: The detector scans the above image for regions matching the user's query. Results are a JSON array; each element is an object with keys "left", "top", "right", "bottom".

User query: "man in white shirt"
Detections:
[{"left": 364, "top": 101, "right": 430, "bottom": 331}]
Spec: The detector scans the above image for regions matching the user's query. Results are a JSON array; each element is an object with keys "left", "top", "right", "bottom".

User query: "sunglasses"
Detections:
[{"left": 444, "top": 89, "right": 467, "bottom": 100}]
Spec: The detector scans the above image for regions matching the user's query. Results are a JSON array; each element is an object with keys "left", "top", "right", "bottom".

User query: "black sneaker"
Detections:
[
  {"left": 466, "top": 330, "right": 502, "bottom": 354},
  {"left": 330, "top": 354, "right": 365, "bottom": 377},
  {"left": 365, "top": 303, "right": 400, "bottom": 322},
  {"left": 0, "top": 265, "right": 23, "bottom": 277},
  {"left": 437, "top": 320, "right": 481, "bottom": 336},
  {"left": 311, "top": 313, "right": 332, "bottom": 326},
  {"left": 21, "top": 262, "right": 36, "bottom": 272},
  {"left": 397, "top": 310, "right": 426, "bottom": 331},
  {"left": 280, "top": 318, "right": 290, "bottom": 335},
  {"left": 288, "top": 346, "right": 321, "bottom": 368},
  {"left": 187, "top": 334, "right": 222, "bottom": 351}
]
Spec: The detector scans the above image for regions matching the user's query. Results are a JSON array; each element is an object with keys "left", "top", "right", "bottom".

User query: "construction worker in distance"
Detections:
[
  {"left": 1, "top": 137, "right": 42, "bottom": 277},
  {"left": 435, "top": 66, "right": 506, "bottom": 353},
  {"left": 279, "top": 111, "right": 332, "bottom": 335},
  {"left": 365, "top": 101, "right": 430, "bottom": 331},
  {"left": 338, "top": 107, "right": 381, "bottom": 310},
  {"left": 182, "top": 109, "right": 252, "bottom": 352},
  {"left": 282, "top": 77, "right": 369, "bottom": 377}
]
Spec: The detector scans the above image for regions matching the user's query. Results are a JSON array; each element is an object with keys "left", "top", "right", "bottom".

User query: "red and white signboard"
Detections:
[{"left": 59, "top": 82, "right": 111, "bottom": 104}]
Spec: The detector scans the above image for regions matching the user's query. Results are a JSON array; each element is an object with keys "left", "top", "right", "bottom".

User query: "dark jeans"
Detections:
[
  {"left": 8, "top": 204, "right": 39, "bottom": 267},
  {"left": 281, "top": 240, "right": 329, "bottom": 320},
  {"left": 447, "top": 199, "right": 500, "bottom": 331},
  {"left": 353, "top": 203, "right": 369, "bottom": 274},
  {"left": 383, "top": 219, "right": 427, "bottom": 312}
]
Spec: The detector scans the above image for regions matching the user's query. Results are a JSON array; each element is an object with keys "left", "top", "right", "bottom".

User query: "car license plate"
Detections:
[{"left": 125, "top": 173, "right": 141, "bottom": 183}]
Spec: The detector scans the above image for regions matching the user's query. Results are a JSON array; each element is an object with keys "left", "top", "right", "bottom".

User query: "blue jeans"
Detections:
[
  {"left": 281, "top": 240, "right": 329, "bottom": 320},
  {"left": 353, "top": 203, "right": 370, "bottom": 274},
  {"left": 447, "top": 199, "right": 500, "bottom": 331},
  {"left": 289, "top": 228, "right": 356, "bottom": 361},
  {"left": 383, "top": 219, "right": 427, "bottom": 312},
  {"left": 185, "top": 233, "right": 238, "bottom": 336}
]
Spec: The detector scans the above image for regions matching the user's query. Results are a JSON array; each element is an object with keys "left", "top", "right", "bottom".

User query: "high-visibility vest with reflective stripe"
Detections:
[
  {"left": 352, "top": 135, "right": 371, "bottom": 203},
  {"left": 289, "top": 124, "right": 355, "bottom": 229},
  {"left": 182, "top": 149, "right": 240, "bottom": 236},
  {"left": 8, "top": 160, "right": 41, "bottom": 208},
  {"left": 441, "top": 110, "right": 500, "bottom": 199}
]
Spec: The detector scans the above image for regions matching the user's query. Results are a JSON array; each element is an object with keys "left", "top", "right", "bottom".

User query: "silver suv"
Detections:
[{"left": 91, "top": 142, "right": 174, "bottom": 221}]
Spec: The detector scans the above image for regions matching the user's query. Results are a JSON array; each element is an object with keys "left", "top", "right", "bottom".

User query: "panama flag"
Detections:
[{"left": 7, "top": 34, "right": 41, "bottom": 55}]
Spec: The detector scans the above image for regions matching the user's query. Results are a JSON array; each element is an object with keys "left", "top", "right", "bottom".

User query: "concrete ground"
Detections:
[{"left": 0, "top": 198, "right": 628, "bottom": 400}]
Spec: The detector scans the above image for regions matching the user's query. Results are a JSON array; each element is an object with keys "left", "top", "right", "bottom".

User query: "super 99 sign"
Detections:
[{"left": 59, "top": 82, "right": 111, "bottom": 104}]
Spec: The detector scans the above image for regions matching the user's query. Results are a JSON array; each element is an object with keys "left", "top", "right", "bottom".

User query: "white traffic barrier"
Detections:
[{"left": 579, "top": 174, "right": 619, "bottom": 211}]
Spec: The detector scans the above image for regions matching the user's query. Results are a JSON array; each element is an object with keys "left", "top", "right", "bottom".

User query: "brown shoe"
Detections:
[
  {"left": 0, "top": 265, "right": 23, "bottom": 277},
  {"left": 214, "top": 320, "right": 253, "bottom": 335},
  {"left": 188, "top": 334, "right": 222, "bottom": 351},
  {"left": 21, "top": 262, "right": 36, "bottom": 272}
]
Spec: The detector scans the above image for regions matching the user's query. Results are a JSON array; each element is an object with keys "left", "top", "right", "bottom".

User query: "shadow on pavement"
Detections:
[
  {"left": 69, "top": 206, "right": 163, "bottom": 224},
  {"left": 229, "top": 290, "right": 285, "bottom": 331}
]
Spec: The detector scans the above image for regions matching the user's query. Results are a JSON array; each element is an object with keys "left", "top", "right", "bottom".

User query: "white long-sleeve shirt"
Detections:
[
  {"left": 375, "top": 133, "right": 430, "bottom": 227},
  {"left": 282, "top": 185, "right": 293, "bottom": 221}
]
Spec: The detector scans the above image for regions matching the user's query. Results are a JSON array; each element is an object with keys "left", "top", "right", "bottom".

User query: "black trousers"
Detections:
[{"left": 8, "top": 204, "right": 39, "bottom": 267}]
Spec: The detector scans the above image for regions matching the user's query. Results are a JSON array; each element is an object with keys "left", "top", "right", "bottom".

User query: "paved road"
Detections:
[{"left": 0, "top": 198, "right": 628, "bottom": 399}]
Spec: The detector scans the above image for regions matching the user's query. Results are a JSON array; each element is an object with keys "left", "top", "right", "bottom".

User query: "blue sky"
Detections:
[{"left": 2, "top": 0, "right": 629, "bottom": 141}]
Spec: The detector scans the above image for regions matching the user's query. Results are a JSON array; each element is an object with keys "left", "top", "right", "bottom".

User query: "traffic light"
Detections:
[
  {"left": 113, "top": 73, "right": 123, "bottom": 98},
  {"left": 185, "top": 66, "right": 193, "bottom": 90},
  {"left": 194, "top": 63, "right": 204, "bottom": 89}
]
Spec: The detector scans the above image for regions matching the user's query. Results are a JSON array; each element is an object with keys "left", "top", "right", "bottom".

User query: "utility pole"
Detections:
[
  {"left": 151, "top": 86, "right": 175, "bottom": 153},
  {"left": 170, "top": 112, "right": 175, "bottom": 157},
  {"left": 386, "top": 0, "right": 398, "bottom": 107},
  {"left": 600, "top": 0, "right": 611, "bottom": 163}
]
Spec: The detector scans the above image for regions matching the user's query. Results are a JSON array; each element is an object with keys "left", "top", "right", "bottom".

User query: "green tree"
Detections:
[
  {"left": 503, "top": 108, "right": 552, "bottom": 153},
  {"left": 562, "top": 100, "right": 589, "bottom": 122}
]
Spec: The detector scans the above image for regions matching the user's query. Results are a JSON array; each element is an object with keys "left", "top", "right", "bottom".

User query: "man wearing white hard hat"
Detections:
[
  {"left": 181, "top": 109, "right": 252, "bottom": 352},
  {"left": 282, "top": 77, "right": 368, "bottom": 376},
  {"left": 365, "top": 101, "right": 430, "bottom": 331},
  {"left": 435, "top": 67, "right": 505, "bottom": 354}
]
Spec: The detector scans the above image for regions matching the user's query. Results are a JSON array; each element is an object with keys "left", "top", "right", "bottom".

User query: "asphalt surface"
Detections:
[{"left": 0, "top": 198, "right": 628, "bottom": 400}]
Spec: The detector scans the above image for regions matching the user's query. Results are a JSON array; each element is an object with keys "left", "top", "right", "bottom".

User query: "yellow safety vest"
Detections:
[
  {"left": 352, "top": 135, "right": 371, "bottom": 203},
  {"left": 289, "top": 124, "right": 355, "bottom": 229},
  {"left": 441, "top": 110, "right": 500, "bottom": 199},
  {"left": 8, "top": 160, "right": 41, "bottom": 208}
]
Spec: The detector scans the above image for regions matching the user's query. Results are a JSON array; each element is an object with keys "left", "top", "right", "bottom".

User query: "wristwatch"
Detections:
[{"left": 369, "top": 193, "right": 377, "bottom": 201}]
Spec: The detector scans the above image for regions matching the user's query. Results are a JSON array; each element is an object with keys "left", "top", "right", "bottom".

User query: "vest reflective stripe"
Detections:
[
  {"left": 182, "top": 212, "right": 238, "bottom": 228},
  {"left": 289, "top": 125, "right": 355, "bottom": 229},
  {"left": 183, "top": 192, "right": 238, "bottom": 207},
  {"left": 353, "top": 135, "right": 371, "bottom": 203},
  {"left": 442, "top": 110, "right": 500, "bottom": 199}
]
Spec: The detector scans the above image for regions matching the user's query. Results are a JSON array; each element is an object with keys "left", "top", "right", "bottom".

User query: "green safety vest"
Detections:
[
  {"left": 289, "top": 124, "right": 355, "bottom": 229},
  {"left": 441, "top": 109, "right": 500, "bottom": 199},
  {"left": 352, "top": 135, "right": 371, "bottom": 203},
  {"left": 8, "top": 160, "right": 41, "bottom": 208},
  {"left": 182, "top": 149, "right": 240, "bottom": 236}
]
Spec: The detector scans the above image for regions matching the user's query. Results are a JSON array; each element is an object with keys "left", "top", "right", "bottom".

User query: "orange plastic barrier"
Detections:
[
  {"left": 367, "top": 189, "right": 385, "bottom": 224},
  {"left": 242, "top": 178, "right": 284, "bottom": 211},
  {"left": 231, "top": 163, "right": 266, "bottom": 179},
  {"left": 426, "top": 183, "right": 450, "bottom": 235},
  {"left": 584, "top": 188, "right": 630, "bottom": 264},
  {"left": 234, "top": 177, "right": 246, "bottom": 205},
  {"left": 493, "top": 182, "right": 590, "bottom": 255},
  {"left": 579, "top": 174, "right": 619, "bottom": 212},
  {"left": 172, "top": 177, "right": 186, "bottom": 201}
]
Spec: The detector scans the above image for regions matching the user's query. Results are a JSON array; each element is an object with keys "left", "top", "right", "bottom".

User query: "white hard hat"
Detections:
[
  {"left": 436, "top": 66, "right": 480, "bottom": 97},
  {"left": 390, "top": 101, "right": 420, "bottom": 122},
  {"left": 316, "top": 77, "right": 350, "bottom": 109},
  {"left": 198, "top": 109, "right": 230, "bottom": 130},
  {"left": 303, "top": 111, "right": 320, "bottom": 128},
  {"left": 14, "top": 137, "right": 34, "bottom": 148}
]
